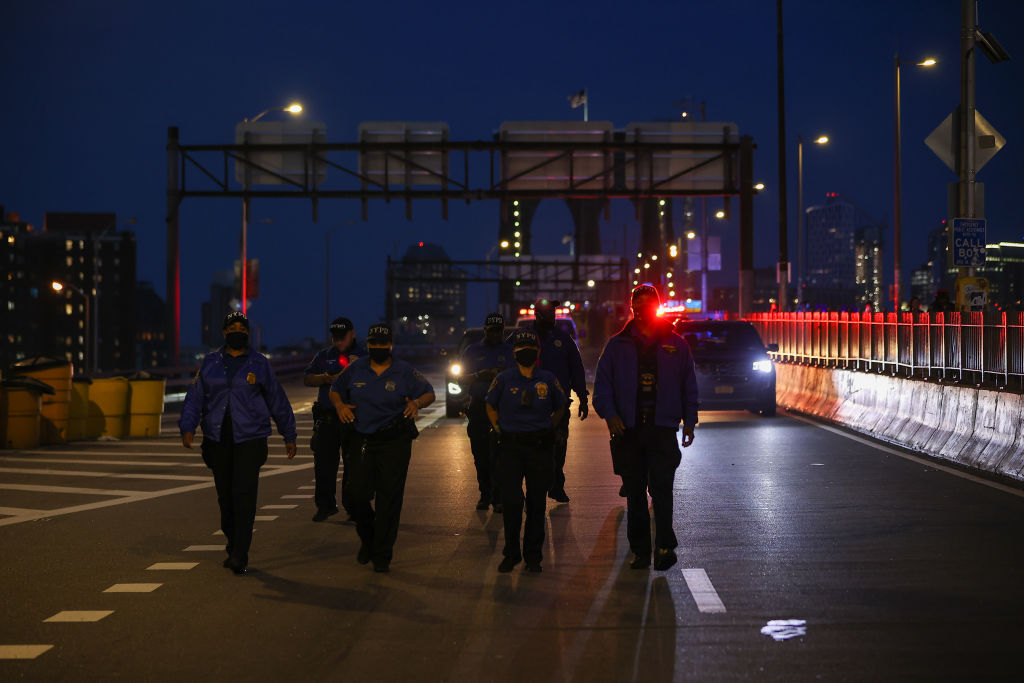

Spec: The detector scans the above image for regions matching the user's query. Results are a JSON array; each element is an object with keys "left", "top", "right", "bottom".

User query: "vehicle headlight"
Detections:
[
  {"left": 447, "top": 382, "right": 462, "bottom": 395},
  {"left": 752, "top": 360, "right": 773, "bottom": 374},
  {"left": 450, "top": 364, "right": 461, "bottom": 376}
]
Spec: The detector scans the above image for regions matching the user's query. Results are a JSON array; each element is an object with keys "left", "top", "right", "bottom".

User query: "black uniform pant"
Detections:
[
  {"left": 350, "top": 433, "right": 413, "bottom": 564},
  {"left": 466, "top": 407, "right": 498, "bottom": 499},
  {"left": 610, "top": 423, "right": 681, "bottom": 557},
  {"left": 498, "top": 431, "right": 554, "bottom": 564},
  {"left": 550, "top": 410, "right": 570, "bottom": 494},
  {"left": 201, "top": 422, "right": 268, "bottom": 565},
  {"left": 310, "top": 412, "right": 354, "bottom": 514}
]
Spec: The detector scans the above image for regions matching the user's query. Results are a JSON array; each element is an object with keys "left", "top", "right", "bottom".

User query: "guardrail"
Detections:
[{"left": 747, "top": 312, "right": 1024, "bottom": 389}]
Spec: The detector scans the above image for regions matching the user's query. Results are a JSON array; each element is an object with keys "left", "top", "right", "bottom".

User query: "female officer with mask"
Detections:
[
  {"left": 179, "top": 312, "right": 297, "bottom": 575},
  {"left": 329, "top": 323, "right": 434, "bottom": 573},
  {"left": 486, "top": 329, "right": 567, "bottom": 574}
]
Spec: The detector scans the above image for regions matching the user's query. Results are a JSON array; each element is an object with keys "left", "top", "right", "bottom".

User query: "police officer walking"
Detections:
[
  {"left": 179, "top": 312, "right": 297, "bottom": 575},
  {"left": 329, "top": 323, "right": 434, "bottom": 573},
  {"left": 532, "top": 298, "right": 588, "bottom": 503},
  {"left": 305, "top": 317, "right": 361, "bottom": 522},
  {"left": 486, "top": 329, "right": 567, "bottom": 573},
  {"left": 461, "top": 312, "right": 514, "bottom": 512},
  {"left": 592, "top": 285, "right": 698, "bottom": 572}
]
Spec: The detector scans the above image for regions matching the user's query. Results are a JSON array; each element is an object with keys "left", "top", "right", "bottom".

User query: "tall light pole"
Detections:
[
  {"left": 52, "top": 281, "right": 89, "bottom": 373},
  {"left": 797, "top": 135, "right": 829, "bottom": 308},
  {"left": 240, "top": 103, "right": 303, "bottom": 314},
  {"left": 894, "top": 55, "right": 936, "bottom": 310}
]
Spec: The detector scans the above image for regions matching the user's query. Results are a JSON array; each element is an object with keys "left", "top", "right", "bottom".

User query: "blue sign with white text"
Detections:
[{"left": 951, "top": 218, "right": 986, "bottom": 267}]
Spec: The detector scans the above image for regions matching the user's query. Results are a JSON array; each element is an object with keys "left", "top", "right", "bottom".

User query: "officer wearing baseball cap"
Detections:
[
  {"left": 593, "top": 284, "right": 698, "bottom": 571},
  {"left": 329, "top": 323, "right": 435, "bottom": 573},
  {"left": 531, "top": 298, "right": 589, "bottom": 503},
  {"left": 304, "top": 316, "right": 363, "bottom": 522},
  {"left": 460, "top": 312, "right": 514, "bottom": 511},
  {"left": 486, "top": 328, "right": 567, "bottom": 573},
  {"left": 179, "top": 311, "right": 297, "bottom": 575}
]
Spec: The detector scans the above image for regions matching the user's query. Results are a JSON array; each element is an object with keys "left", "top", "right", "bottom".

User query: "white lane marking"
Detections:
[
  {"left": 212, "top": 530, "right": 223, "bottom": 535},
  {"left": 792, "top": 413, "right": 1024, "bottom": 499},
  {"left": 0, "top": 483, "right": 144, "bottom": 496},
  {"left": 0, "top": 645, "right": 53, "bottom": 659},
  {"left": 44, "top": 611, "right": 113, "bottom": 622},
  {"left": 146, "top": 562, "right": 198, "bottom": 570},
  {"left": 0, "top": 462, "right": 312, "bottom": 528},
  {"left": 183, "top": 545, "right": 225, "bottom": 552},
  {"left": 298, "top": 485, "right": 315, "bottom": 489},
  {"left": 261, "top": 504, "right": 297, "bottom": 509},
  {"left": 254, "top": 515, "right": 278, "bottom": 521},
  {"left": 1, "top": 457, "right": 204, "bottom": 468},
  {"left": 281, "top": 494, "right": 312, "bottom": 499},
  {"left": 0, "top": 506, "right": 40, "bottom": 516},
  {"left": 0, "top": 467, "right": 208, "bottom": 482},
  {"left": 682, "top": 568, "right": 726, "bottom": 613},
  {"left": 103, "top": 583, "right": 161, "bottom": 593}
]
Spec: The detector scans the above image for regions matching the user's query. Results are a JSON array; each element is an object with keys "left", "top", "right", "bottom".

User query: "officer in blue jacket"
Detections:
[
  {"left": 460, "top": 312, "right": 514, "bottom": 512},
  {"left": 532, "top": 298, "right": 589, "bottom": 503},
  {"left": 329, "top": 323, "right": 434, "bottom": 573},
  {"left": 179, "top": 312, "right": 297, "bottom": 575},
  {"left": 304, "top": 317, "right": 362, "bottom": 522},
  {"left": 593, "top": 285, "right": 698, "bottom": 572},
  {"left": 486, "top": 329, "right": 567, "bottom": 574}
]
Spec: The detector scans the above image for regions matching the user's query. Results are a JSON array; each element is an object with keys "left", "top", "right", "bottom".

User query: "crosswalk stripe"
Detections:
[
  {"left": 103, "top": 583, "right": 161, "bottom": 593},
  {"left": 44, "top": 611, "right": 113, "bottom": 622},
  {"left": 682, "top": 568, "right": 726, "bottom": 613},
  {"left": 146, "top": 563, "right": 198, "bottom": 570},
  {"left": 0, "top": 645, "right": 53, "bottom": 659}
]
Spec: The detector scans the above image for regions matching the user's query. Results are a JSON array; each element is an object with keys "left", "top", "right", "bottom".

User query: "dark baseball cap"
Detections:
[
  {"left": 484, "top": 312, "right": 504, "bottom": 328},
  {"left": 512, "top": 329, "right": 539, "bottom": 348},
  {"left": 330, "top": 317, "right": 354, "bottom": 337},
  {"left": 223, "top": 311, "right": 250, "bottom": 330},
  {"left": 367, "top": 323, "right": 393, "bottom": 343},
  {"left": 631, "top": 284, "right": 660, "bottom": 303},
  {"left": 534, "top": 298, "right": 555, "bottom": 312}
]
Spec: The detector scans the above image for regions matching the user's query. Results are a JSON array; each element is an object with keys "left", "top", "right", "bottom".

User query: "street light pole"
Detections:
[{"left": 797, "top": 135, "right": 828, "bottom": 309}]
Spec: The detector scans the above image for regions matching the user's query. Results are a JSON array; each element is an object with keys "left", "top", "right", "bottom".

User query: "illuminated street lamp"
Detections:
[
  {"left": 755, "top": 182, "right": 766, "bottom": 191},
  {"left": 797, "top": 134, "right": 830, "bottom": 307},
  {"left": 239, "top": 102, "right": 303, "bottom": 313},
  {"left": 894, "top": 55, "right": 936, "bottom": 310},
  {"left": 52, "top": 281, "right": 89, "bottom": 373},
  {"left": 714, "top": 210, "right": 725, "bottom": 219}
]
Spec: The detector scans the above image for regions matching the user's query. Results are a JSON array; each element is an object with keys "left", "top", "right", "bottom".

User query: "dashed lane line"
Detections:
[
  {"left": 103, "top": 584, "right": 161, "bottom": 593},
  {"left": 0, "top": 645, "right": 53, "bottom": 659},
  {"left": 183, "top": 545, "right": 225, "bottom": 552},
  {"left": 43, "top": 611, "right": 113, "bottom": 623},
  {"left": 0, "top": 483, "right": 145, "bottom": 496},
  {"left": 281, "top": 494, "right": 313, "bottom": 499},
  {"left": 261, "top": 505, "right": 297, "bottom": 509},
  {"left": 146, "top": 563, "right": 198, "bottom": 570},
  {"left": 1, "top": 457, "right": 205, "bottom": 468},
  {"left": 682, "top": 568, "right": 727, "bottom": 613},
  {"left": 254, "top": 515, "right": 278, "bottom": 521}
]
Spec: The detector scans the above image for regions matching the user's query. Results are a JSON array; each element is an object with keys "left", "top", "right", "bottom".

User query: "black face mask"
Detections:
[
  {"left": 515, "top": 349, "right": 538, "bottom": 367},
  {"left": 632, "top": 304, "right": 659, "bottom": 322},
  {"left": 534, "top": 316, "right": 554, "bottom": 332},
  {"left": 368, "top": 347, "right": 392, "bottom": 363},
  {"left": 225, "top": 332, "right": 249, "bottom": 350}
]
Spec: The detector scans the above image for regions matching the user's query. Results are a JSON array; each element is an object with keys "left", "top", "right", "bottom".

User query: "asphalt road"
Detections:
[{"left": 1, "top": 375, "right": 1023, "bottom": 682}]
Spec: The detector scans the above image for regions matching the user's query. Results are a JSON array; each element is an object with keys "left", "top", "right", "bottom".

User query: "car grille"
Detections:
[{"left": 695, "top": 361, "right": 749, "bottom": 378}]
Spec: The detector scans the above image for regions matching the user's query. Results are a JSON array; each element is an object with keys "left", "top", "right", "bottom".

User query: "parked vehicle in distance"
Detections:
[{"left": 672, "top": 319, "right": 779, "bottom": 416}]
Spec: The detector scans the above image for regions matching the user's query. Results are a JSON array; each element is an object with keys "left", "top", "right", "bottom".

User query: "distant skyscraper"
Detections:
[
  {"left": 136, "top": 282, "right": 168, "bottom": 368},
  {"left": 804, "top": 193, "right": 886, "bottom": 311},
  {"left": 387, "top": 242, "right": 467, "bottom": 345}
]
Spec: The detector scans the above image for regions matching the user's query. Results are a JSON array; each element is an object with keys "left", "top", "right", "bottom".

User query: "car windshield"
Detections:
[{"left": 675, "top": 323, "right": 765, "bottom": 354}]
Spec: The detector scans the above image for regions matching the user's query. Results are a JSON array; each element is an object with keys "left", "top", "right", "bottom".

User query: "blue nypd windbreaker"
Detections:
[
  {"left": 179, "top": 348, "right": 298, "bottom": 444},
  {"left": 593, "top": 319, "right": 699, "bottom": 430}
]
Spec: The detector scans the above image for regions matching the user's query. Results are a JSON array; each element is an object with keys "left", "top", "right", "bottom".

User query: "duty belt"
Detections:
[{"left": 312, "top": 403, "right": 339, "bottom": 422}]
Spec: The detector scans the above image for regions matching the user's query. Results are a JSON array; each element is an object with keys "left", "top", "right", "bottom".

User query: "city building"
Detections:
[
  {"left": 386, "top": 242, "right": 467, "bottom": 345},
  {"left": 918, "top": 221, "right": 1024, "bottom": 310},
  {"left": 200, "top": 269, "right": 236, "bottom": 349},
  {"left": 803, "top": 193, "right": 886, "bottom": 311},
  {"left": 1, "top": 210, "right": 137, "bottom": 372},
  {"left": 136, "top": 281, "right": 168, "bottom": 368}
]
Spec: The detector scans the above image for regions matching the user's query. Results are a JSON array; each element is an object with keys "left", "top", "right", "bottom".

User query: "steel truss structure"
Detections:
[{"left": 165, "top": 126, "right": 756, "bottom": 362}]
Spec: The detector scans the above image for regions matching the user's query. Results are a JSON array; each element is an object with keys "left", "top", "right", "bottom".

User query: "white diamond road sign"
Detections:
[{"left": 951, "top": 218, "right": 987, "bottom": 267}]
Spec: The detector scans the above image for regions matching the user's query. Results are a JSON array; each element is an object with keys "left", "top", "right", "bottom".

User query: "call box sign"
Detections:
[{"left": 950, "top": 218, "right": 987, "bottom": 267}]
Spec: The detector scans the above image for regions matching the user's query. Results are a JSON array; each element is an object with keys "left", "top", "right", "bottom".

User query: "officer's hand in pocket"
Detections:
[
  {"left": 285, "top": 442, "right": 297, "bottom": 459},
  {"left": 606, "top": 416, "right": 625, "bottom": 437},
  {"left": 181, "top": 432, "right": 194, "bottom": 449},
  {"left": 681, "top": 426, "right": 695, "bottom": 448}
]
